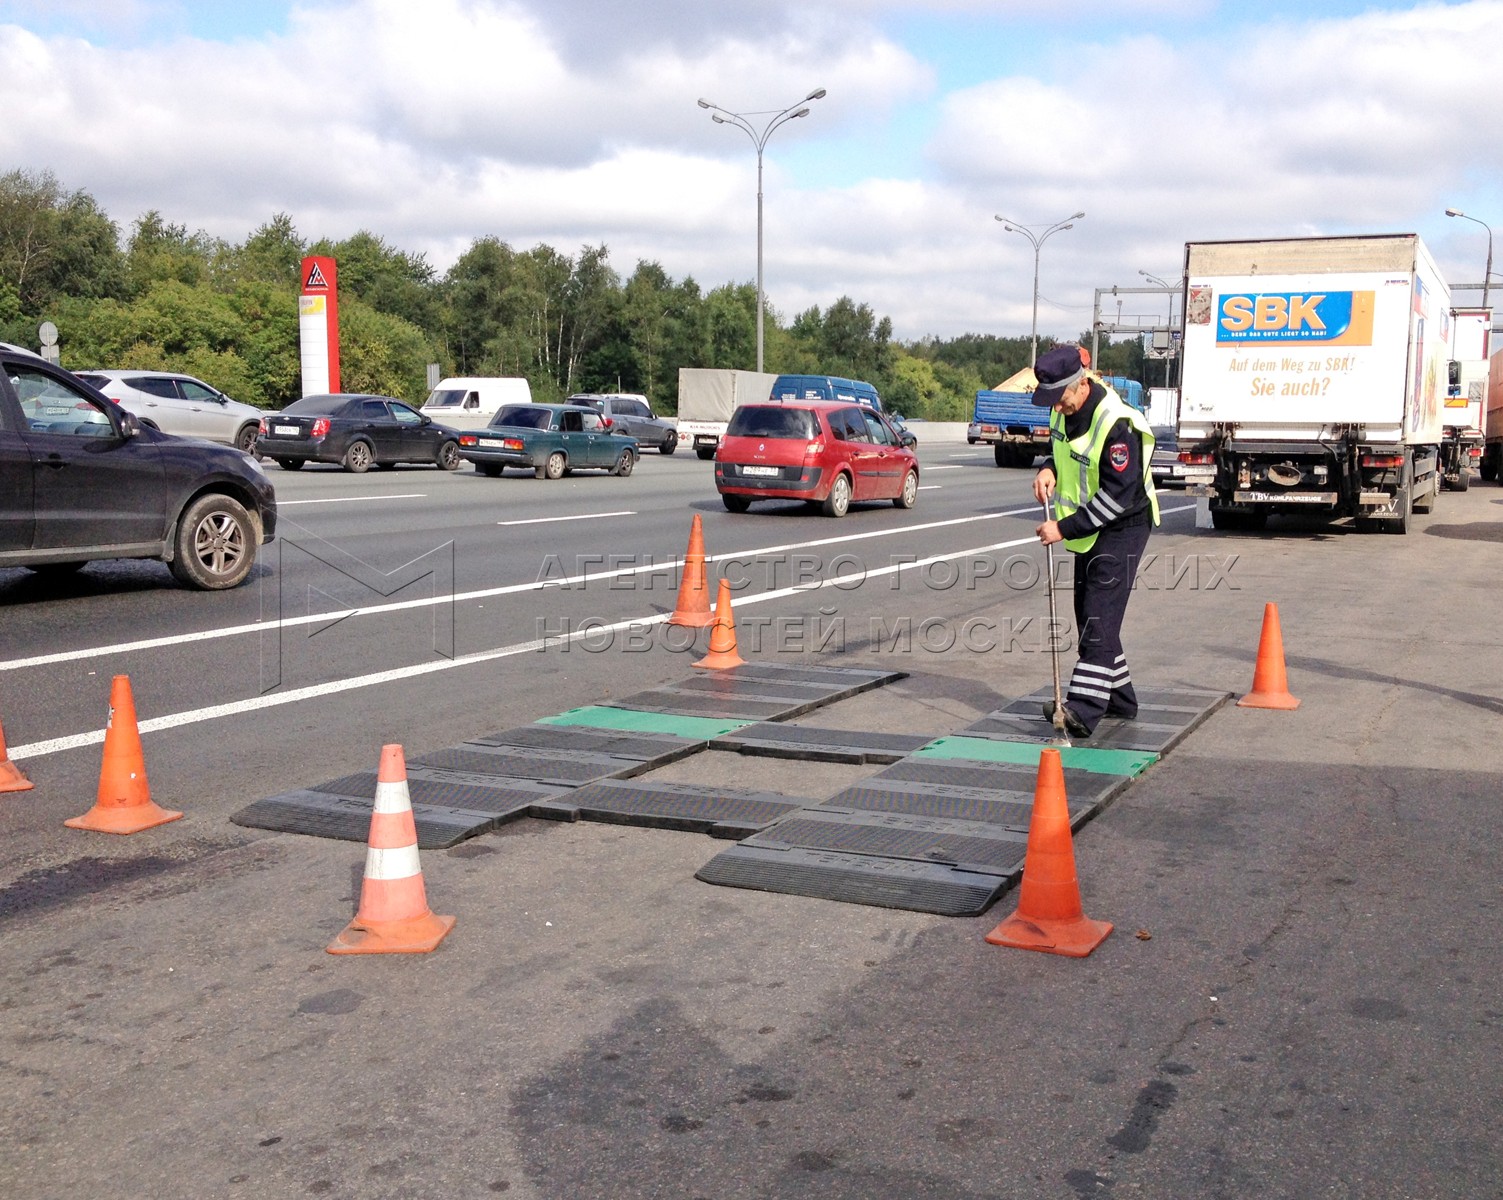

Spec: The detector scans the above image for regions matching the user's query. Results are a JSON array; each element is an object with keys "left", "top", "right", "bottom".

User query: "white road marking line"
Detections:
[
  {"left": 0, "top": 504, "right": 1194, "bottom": 674},
  {"left": 498, "top": 511, "right": 636, "bottom": 526},
  {"left": 921, "top": 464, "right": 965, "bottom": 470},
  {"left": 278, "top": 494, "right": 427, "bottom": 506}
]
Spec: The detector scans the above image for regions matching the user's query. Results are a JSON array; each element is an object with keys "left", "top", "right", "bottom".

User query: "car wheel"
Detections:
[
  {"left": 659, "top": 431, "right": 678, "bottom": 456},
  {"left": 478, "top": 463, "right": 503, "bottom": 477},
  {"left": 894, "top": 469, "right": 918, "bottom": 509},
  {"left": 821, "top": 473, "right": 852, "bottom": 518},
  {"left": 343, "top": 441, "right": 373, "bottom": 473},
  {"left": 722, "top": 494, "right": 751, "bottom": 513},
  {"left": 276, "top": 458, "right": 305, "bottom": 470},
  {"left": 168, "top": 493, "right": 256, "bottom": 590},
  {"left": 436, "top": 439, "right": 462, "bottom": 471},
  {"left": 234, "top": 424, "right": 260, "bottom": 455},
  {"left": 543, "top": 451, "right": 567, "bottom": 480},
  {"left": 613, "top": 449, "right": 635, "bottom": 477}
]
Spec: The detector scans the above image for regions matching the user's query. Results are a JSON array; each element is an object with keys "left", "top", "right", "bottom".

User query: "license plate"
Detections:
[
  {"left": 274, "top": 424, "right": 299, "bottom": 436},
  {"left": 742, "top": 465, "right": 778, "bottom": 477}
]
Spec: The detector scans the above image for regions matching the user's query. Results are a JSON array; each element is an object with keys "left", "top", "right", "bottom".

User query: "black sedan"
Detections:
[
  {"left": 255, "top": 393, "right": 464, "bottom": 473},
  {"left": 1, "top": 342, "right": 276, "bottom": 589}
]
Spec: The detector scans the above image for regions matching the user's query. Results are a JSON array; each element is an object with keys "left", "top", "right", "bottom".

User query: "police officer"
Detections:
[{"left": 1031, "top": 345, "right": 1159, "bottom": 738}]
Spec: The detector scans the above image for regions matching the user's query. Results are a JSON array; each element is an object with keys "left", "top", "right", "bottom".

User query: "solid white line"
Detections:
[
  {"left": 279, "top": 494, "right": 427, "bottom": 506},
  {"left": 0, "top": 502, "right": 1194, "bottom": 676},
  {"left": 922, "top": 464, "right": 965, "bottom": 471},
  {"left": 9, "top": 504, "right": 1195, "bottom": 761},
  {"left": 917, "top": 485, "right": 943, "bottom": 491},
  {"left": 498, "top": 511, "right": 636, "bottom": 526}
]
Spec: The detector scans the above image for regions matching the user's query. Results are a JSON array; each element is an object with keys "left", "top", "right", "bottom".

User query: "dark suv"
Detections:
[
  {"left": 0, "top": 344, "right": 277, "bottom": 589},
  {"left": 565, "top": 393, "right": 678, "bottom": 454},
  {"left": 714, "top": 400, "right": 918, "bottom": 517}
]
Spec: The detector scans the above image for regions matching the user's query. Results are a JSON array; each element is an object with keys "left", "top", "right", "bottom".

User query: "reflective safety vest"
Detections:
[{"left": 1050, "top": 386, "right": 1159, "bottom": 554}]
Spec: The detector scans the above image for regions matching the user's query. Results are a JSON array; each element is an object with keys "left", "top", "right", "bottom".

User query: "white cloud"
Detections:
[{"left": 0, "top": 0, "right": 1500, "bottom": 340}]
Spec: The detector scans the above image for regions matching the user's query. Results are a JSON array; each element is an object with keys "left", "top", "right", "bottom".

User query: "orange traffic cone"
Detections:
[
  {"left": 65, "top": 675, "right": 182, "bottom": 834},
  {"left": 692, "top": 578, "right": 746, "bottom": 670},
  {"left": 984, "top": 748, "right": 1113, "bottom": 957},
  {"left": 668, "top": 514, "right": 715, "bottom": 627},
  {"left": 1237, "top": 602, "right": 1300, "bottom": 710},
  {"left": 328, "top": 744, "right": 455, "bottom": 955},
  {"left": 0, "top": 712, "right": 34, "bottom": 793}
]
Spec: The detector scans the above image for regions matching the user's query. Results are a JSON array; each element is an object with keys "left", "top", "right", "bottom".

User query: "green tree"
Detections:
[{"left": 0, "top": 169, "right": 125, "bottom": 312}]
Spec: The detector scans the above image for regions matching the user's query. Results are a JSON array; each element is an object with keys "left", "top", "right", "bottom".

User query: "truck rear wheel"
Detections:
[{"left": 696, "top": 446, "right": 715, "bottom": 461}]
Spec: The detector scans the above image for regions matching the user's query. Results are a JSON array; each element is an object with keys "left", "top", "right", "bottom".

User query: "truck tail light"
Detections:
[
  {"left": 1361, "top": 453, "right": 1404, "bottom": 467},
  {"left": 310, "top": 418, "right": 330, "bottom": 437},
  {"left": 1177, "top": 452, "right": 1212, "bottom": 465}
]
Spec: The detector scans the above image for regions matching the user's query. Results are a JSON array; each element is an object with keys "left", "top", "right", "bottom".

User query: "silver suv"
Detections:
[
  {"left": 565, "top": 393, "right": 678, "bottom": 454},
  {"left": 75, "top": 369, "right": 264, "bottom": 454}
]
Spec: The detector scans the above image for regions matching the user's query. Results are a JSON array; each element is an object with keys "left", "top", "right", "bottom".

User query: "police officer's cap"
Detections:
[{"left": 1032, "top": 345, "right": 1089, "bottom": 407}]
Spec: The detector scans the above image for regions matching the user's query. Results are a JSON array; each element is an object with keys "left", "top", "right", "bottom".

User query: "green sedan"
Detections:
[{"left": 457, "top": 402, "right": 639, "bottom": 479}]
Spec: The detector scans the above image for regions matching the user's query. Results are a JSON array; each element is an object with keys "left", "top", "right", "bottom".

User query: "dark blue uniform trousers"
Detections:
[{"left": 1065, "top": 515, "right": 1151, "bottom": 732}]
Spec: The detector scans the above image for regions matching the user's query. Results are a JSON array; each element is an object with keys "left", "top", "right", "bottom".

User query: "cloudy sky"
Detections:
[{"left": 3, "top": 0, "right": 1501, "bottom": 343}]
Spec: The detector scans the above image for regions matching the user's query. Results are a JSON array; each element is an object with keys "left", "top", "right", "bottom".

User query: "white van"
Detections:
[{"left": 419, "top": 377, "right": 532, "bottom": 430}]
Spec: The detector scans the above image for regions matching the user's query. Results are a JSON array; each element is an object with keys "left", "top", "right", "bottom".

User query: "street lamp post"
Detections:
[
  {"left": 1445, "top": 207, "right": 1494, "bottom": 311},
  {"left": 994, "top": 213, "right": 1084, "bottom": 365},
  {"left": 698, "top": 88, "right": 826, "bottom": 373}
]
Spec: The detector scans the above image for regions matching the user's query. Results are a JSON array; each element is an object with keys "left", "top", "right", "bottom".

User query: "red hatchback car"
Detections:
[{"left": 714, "top": 400, "right": 919, "bottom": 517}]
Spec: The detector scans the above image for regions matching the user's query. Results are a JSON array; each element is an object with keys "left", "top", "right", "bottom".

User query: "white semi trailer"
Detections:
[{"left": 1178, "top": 234, "right": 1448, "bottom": 533}]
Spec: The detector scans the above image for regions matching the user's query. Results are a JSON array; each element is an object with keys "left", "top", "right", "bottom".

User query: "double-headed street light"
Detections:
[
  {"left": 698, "top": 88, "right": 826, "bottom": 373},
  {"left": 1445, "top": 207, "right": 1494, "bottom": 311},
  {"left": 995, "top": 211, "right": 1085, "bottom": 365}
]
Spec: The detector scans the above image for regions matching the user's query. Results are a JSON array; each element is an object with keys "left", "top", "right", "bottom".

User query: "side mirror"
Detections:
[
  {"left": 601, "top": 417, "right": 614, "bottom": 429},
  {"left": 119, "top": 409, "right": 141, "bottom": 438}
]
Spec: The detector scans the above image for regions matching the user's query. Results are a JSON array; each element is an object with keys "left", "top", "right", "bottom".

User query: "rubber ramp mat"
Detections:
[
  {"left": 409, "top": 745, "right": 643, "bottom": 785},
  {"left": 608, "top": 689, "right": 812, "bottom": 721},
  {"left": 528, "top": 779, "right": 810, "bottom": 838},
  {"left": 994, "top": 685, "right": 1230, "bottom": 750},
  {"left": 819, "top": 779, "right": 1076, "bottom": 828},
  {"left": 230, "top": 791, "right": 499, "bottom": 849},
  {"left": 913, "top": 737, "right": 1158, "bottom": 778},
  {"left": 961, "top": 711, "right": 1186, "bottom": 754},
  {"left": 872, "top": 758, "right": 1129, "bottom": 809},
  {"left": 710, "top": 724, "right": 935, "bottom": 764},
  {"left": 314, "top": 770, "right": 564, "bottom": 816},
  {"left": 470, "top": 724, "right": 707, "bottom": 765},
  {"left": 715, "top": 663, "right": 905, "bottom": 692},
  {"left": 695, "top": 846, "right": 1009, "bottom": 917},
  {"left": 541, "top": 706, "right": 751, "bottom": 739},
  {"left": 744, "top": 808, "right": 1030, "bottom": 873}
]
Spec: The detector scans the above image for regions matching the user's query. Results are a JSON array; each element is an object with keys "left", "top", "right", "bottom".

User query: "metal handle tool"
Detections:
[{"left": 1042, "top": 496, "right": 1070, "bottom": 746}]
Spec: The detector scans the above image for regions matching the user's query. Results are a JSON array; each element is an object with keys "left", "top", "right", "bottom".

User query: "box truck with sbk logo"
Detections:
[{"left": 1177, "top": 234, "right": 1448, "bottom": 533}]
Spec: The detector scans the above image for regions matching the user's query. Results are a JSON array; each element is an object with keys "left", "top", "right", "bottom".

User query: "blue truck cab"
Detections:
[
  {"left": 770, "top": 374, "right": 883, "bottom": 412},
  {"left": 971, "top": 372, "right": 1145, "bottom": 468}
]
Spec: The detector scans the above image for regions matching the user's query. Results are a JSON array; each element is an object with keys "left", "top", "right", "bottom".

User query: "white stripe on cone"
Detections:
[
  {"left": 373, "top": 778, "right": 412, "bottom": 814},
  {"left": 364, "top": 843, "right": 422, "bottom": 881}
]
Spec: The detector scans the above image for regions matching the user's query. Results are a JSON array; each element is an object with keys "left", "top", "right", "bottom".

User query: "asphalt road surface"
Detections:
[{"left": 2, "top": 438, "right": 1500, "bottom": 1199}]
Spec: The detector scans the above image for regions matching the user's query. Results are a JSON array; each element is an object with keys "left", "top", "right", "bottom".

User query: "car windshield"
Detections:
[
  {"left": 424, "top": 389, "right": 466, "bottom": 408},
  {"left": 491, "top": 405, "right": 551, "bottom": 429},
  {"left": 726, "top": 406, "right": 819, "bottom": 440},
  {"left": 282, "top": 395, "right": 352, "bottom": 416}
]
